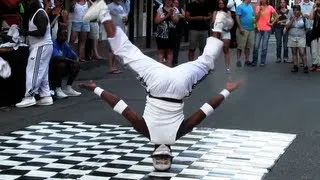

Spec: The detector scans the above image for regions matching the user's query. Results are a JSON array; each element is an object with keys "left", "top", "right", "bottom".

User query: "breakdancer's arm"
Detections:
[
  {"left": 176, "top": 81, "right": 242, "bottom": 139},
  {"left": 79, "top": 80, "right": 150, "bottom": 139}
]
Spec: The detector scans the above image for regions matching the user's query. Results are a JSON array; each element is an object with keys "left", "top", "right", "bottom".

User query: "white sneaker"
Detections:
[
  {"left": 16, "top": 97, "right": 36, "bottom": 108},
  {"left": 55, "top": 87, "right": 68, "bottom": 99},
  {"left": 63, "top": 86, "right": 82, "bottom": 97},
  {"left": 212, "top": 11, "right": 234, "bottom": 33},
  {"left": 36, "top": 96, "right": 53, "bottom": 106},
  {"left": 83, "top": 0, "right": 111, "bottom": 23}
]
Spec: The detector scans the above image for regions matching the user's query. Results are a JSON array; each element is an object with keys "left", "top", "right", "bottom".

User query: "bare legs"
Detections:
[
  {"left": 70, "top": 31, "right": 88, "bottom": 62},
  {"left": 223, "top": 39, "right": 230, "bottom": 70},
  {"left": 291, "top": 47, "right": 308, "bottom": 73},
  {"left": 157, "top": 49, "right": 173, "bottom": 67}
]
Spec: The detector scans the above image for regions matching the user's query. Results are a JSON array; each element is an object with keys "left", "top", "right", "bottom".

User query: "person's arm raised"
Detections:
[
  {"left": 176, "top": 80, "right": 243, "bottom": 139},
  {"left": 78, "top": 80, "right": 150, "bottom": 139}
]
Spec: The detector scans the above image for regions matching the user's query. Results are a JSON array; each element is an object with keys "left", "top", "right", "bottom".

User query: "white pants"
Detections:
[
  {"left": 311, "top": 39, "right": 320, "bottom": 65},
  {"left": 108, "top": 27, "right": 223, "bottom": 144},
  {"left": 25, "top": 44, "right": 53, "bottom": 97},
  {"left": 108, "top": 27, "right": 224, "bottom": 100}
]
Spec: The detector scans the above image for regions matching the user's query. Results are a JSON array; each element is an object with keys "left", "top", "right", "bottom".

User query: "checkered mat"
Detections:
[{"left": 0, "top": 121, "right": 296, "bottom": 180}]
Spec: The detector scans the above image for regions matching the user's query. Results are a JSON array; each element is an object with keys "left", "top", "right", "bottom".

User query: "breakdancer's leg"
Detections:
[
  {"left": 83, "top": 1, "right": 168, "bottom": 92},
  {"left": 171, "top": 12, "right": 235, "bottom": 95}
]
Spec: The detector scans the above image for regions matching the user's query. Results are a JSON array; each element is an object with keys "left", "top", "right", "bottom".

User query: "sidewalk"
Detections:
[
  {"left": 79, "top": 34, "right": 277, "bottom": 70},
  {"left": 79, "top": 37, "right": 189, "bottom": 70}
]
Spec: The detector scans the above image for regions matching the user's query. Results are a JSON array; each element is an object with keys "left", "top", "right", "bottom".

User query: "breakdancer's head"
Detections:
[{"left": 151, "top": 144, "right": 173, "bottom": 171}]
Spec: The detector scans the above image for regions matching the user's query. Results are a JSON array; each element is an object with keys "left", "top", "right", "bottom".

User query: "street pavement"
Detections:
[{"left": 2, "top": 36, "right": 320, "bottom": 179}]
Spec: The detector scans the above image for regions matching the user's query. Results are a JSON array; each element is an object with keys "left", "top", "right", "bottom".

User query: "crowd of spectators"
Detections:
[
  {"left": 0, "top": 0, "right": 131, "bottom": 108},
  {"left": 1, "top": 0, "right": 320, "bottom": 110}
]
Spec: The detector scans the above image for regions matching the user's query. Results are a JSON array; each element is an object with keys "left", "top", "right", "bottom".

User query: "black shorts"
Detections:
[{"left": 156, "top": 37, "right": 175, "bottom": 50}]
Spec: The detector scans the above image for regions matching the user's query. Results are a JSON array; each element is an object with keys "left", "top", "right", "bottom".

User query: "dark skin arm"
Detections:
[
  {"left": 78, "top": 81, "right": 150, "bottom": 139},
  {"left": 176, "top": 81, "right": 242, "bottom": 139},
  {"left": 28, "top": 10, "right": 49, "bottom": 37}
]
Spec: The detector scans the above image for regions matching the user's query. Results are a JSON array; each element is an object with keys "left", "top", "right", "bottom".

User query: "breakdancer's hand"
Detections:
[
  {"left": 78, "top": 80, "right": 97, "bottom": 92},
  {"left": 225, "top": 81, "right": 243, "bottom": 92}
]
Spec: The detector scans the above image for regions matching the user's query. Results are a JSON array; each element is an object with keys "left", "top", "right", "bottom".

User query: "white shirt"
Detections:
[
  {"left": 72, "top": 1, "right": 89, "bottom": 22},
  {"left": 300, "top": 1, "right": 314, "bottom": 27},
  {"left": 143, "top": 96, "right": 184, "bottom": 145},
  {"left": 108, "top": 2, "right": 126, "bottom": 31}
]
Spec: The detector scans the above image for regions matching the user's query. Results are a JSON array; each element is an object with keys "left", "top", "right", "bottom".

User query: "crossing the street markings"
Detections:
[{"left": 0, "top": 121, "right": 296, "bottom": 180}]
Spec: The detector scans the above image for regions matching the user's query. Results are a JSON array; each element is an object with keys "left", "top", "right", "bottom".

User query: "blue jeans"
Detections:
[
  {"left": 252, "top": 30, "right": 271, "bottom": 64},
  {"left": 275, "top": 27, "right": 288, "bottom": 60}
]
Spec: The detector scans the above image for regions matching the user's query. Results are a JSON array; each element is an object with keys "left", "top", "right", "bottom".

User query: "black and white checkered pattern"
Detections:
[{"left": 0, "top": 121, "right": 296, "bottom": 180}]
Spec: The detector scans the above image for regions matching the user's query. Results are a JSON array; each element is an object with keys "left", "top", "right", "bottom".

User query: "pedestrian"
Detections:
[
  {"left": 275, "top": 0, "right": 289, "bottom": 63},
  {"left": 16, "top": 0, "right": 54, "bottom": 108},
  {"left": 235, "top": 0, "right": 255, "bottom": 67},
  {"left": 251, "top": 0, "right": 279, "bottom": 67},
  {"left": 309, "top": 2, "right": 320, "bottom": 71},
  {"left": 185, "top": 0, "right": 212, "bottom": 61},
  {"left": 154, "top": 0, "right": 179, "bottom": 67},
  {"left": 284, "top": 5, "right": 309, "bottom": 73},
  {"left": 212, "top": 0, "right": 232, "bottom": 73}
]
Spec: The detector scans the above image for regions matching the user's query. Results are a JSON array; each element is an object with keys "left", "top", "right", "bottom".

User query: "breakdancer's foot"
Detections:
[
  {"left": 212, "top": 11, "right": 234, "bottom": 33},
  {"left": 83, "top": 0, "right": 111, "bottom": 23}
]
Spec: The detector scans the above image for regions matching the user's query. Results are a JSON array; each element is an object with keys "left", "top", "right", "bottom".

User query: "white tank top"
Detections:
[
  {"left": 28, "top": 9, "right": 52, "bottom": 47},
  {"left": 72, "top": 1, "right": 88, "bottom": 22},
  {"left": 143, "top": 96, "right": 184, "bottom": 145}
]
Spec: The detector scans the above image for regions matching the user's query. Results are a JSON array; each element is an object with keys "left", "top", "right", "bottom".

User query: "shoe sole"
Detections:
[
  {"left": 83, "top": 0, "right": 107, "bottom": 22},
  {"left": 65, "top": 94, "right": 81, "bottom": 97},
  {"left": 55, "top": 96, "right": 68, "bottom": 99},
  {"left": 36, "top": 102, "right": 53, "bottom": 106},
  {"left": 16, "top": 101, "right": 36, "bottom": 108}
]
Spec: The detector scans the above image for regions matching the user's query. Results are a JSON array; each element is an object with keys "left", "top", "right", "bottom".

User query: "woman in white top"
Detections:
[
  {"left": 212, "top": 0, "right": 233, "bottom": 73},
  {"left": 284, "top": 5, "right": 309, "bottom": 73},
  {"left": 70, "top": 0, "right": 93, "bottom": 62}
]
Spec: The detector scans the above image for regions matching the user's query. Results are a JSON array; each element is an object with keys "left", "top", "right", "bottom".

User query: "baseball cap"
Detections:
[{"left": 151, "top": 144, "right": 173, "bottom": 171}]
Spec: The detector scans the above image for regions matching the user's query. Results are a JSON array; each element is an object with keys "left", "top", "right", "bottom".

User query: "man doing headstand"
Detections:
[{"left": 79, "top": 0, "right": 241, "bottom": 171}]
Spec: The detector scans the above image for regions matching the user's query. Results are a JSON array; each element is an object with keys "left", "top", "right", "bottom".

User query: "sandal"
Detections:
[{"left": 108, "top": 69, "right": 123, "bottom": 74}]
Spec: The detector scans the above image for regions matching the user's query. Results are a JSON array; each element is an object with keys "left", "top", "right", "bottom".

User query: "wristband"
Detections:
[
  {"left": 94, "top": 87, "right": 104, "bottom": 97},
  {"left": 220, "top": 89, "right": 230, "bottom": 99},
  {"left": 200, "top": 103, "right": 214, "bottom": 116},
  {"left": 113, "top": 100, "right": 128, "bottom": 114}
]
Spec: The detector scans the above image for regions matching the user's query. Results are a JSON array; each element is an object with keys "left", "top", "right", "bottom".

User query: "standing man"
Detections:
[
  {"left": 185, "top": 0, "right": 212, "bottom": 61},
  {"left": 235, "top": 0, "right": 255, "bottom": 67},
  {"left": 16, "top": 0, "right": 54, "bottom": 108}
]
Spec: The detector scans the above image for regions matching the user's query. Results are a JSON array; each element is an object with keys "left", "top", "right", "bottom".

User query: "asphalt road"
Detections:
[{"left": 1, "top": 37, "right": 320, "bottom": 179}]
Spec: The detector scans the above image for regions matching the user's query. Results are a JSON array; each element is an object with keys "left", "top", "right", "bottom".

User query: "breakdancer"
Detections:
[{"left": 79, "top": 0, "right": 241, "bottom": 171}]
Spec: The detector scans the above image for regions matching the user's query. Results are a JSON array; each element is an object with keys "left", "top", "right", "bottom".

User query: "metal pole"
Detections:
[
  {"left": 146, "top": 0, "right": 152, "bottom": 48},
  {"left": 129, "top": 0, "right": 135, "bottom": 43}
]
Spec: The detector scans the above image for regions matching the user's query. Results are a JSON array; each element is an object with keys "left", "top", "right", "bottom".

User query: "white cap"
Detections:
[{"left": 152, "top": 144, "right": 173, "bottom": 171}]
